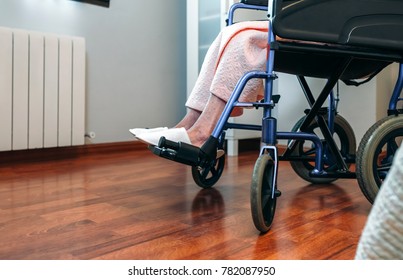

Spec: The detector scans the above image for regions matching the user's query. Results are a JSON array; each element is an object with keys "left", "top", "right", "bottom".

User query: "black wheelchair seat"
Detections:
[{"left": 274, "top": 0, "right": 403, "bottom": 52}]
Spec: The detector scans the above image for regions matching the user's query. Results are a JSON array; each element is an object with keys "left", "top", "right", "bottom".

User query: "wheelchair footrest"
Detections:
[
  {"left": 151, "top": 136, "right": 200, "bottom": 166},
  {"left": 151, "top": 135, "right": 221, "bottom": 168}
]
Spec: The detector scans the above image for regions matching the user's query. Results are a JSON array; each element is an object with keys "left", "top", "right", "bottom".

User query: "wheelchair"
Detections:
[{"left": 151, "top": 0, "right": 403, "bottom": 233}]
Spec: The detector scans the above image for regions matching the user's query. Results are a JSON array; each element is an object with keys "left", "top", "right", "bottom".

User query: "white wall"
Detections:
[{"left": 0, "top": 0, "right": 187, "bottom": 144}]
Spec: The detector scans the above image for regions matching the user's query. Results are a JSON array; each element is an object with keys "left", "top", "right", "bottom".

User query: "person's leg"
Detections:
[
  {"left": 174, "top": 109, "right": 201, "bottom": 130},
  {"left": 208, "top": 21, "right": 268, "bottom": 105},
  {"left": 186, "top": 94, "right": 226, "bottom": 147}
]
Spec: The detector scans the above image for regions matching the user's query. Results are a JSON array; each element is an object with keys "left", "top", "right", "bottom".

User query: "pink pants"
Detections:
[{"left": 185, "top": 21, "right": 269, "bottom": 116}]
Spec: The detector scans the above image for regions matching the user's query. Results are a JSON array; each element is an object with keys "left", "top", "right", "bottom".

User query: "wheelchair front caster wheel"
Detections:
[
  {"left": 250, "top": 154, "right": 278, "bottom": 233},
  {"left": 191, "top": 154, "right": 225, "bottom": 189}
]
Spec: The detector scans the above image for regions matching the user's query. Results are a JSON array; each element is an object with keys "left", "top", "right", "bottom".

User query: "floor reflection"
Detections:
[{"left": 191, "top": 188, "right": 225, "bottom": 224}]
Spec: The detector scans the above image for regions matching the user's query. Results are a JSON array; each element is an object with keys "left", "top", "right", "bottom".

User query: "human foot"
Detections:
[
  {"left": 174, "top": 109, "right": 202, "bottom": 130},
  {"left": 184, "top": 94, "right": 226, "bottom": 147}
]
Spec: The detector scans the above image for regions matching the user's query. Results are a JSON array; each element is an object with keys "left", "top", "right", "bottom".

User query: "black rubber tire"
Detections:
[
  {"left": 250, "top": 154, "right": 277, "bottom": 233},
  {"left": 192, "top": 154, "right": 225, "bottom": 189},
  {"left": 290, "top": 114, "right": 356, "bottom": 184},
  {"left": 356, "top": 115, "right": 403, "bottom": 204}
]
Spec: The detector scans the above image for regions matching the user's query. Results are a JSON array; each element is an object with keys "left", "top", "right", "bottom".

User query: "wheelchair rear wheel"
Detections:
[
  {"left": 251, "top": 154, "right": 278, "bottom": 233},
  {"left": 290, "top": 114, "right": 356, "bottom": 183},
  {"left": 356, "top": 115, "right": 403, "bottom": 204}
]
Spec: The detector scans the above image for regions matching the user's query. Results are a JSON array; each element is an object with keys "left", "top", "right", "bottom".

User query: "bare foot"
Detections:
[
  {"left": 175, "top": 109, "right": 202, "bottom": 130},
  {"left": 186, "top": 94, "right": 226, "bottom": 147}
]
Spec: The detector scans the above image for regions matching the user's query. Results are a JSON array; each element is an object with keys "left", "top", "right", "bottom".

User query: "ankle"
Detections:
[
  {"left": 175, "top": 110, "right": 201, "bottom": 130},
  {"left": 187, "top": 129, "right": 210, "bottom": 147}
]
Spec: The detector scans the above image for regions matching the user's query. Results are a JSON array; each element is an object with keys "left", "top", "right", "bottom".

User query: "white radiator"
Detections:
[{"left": 0, "top": 27, "right": 86, "bottom": 151}]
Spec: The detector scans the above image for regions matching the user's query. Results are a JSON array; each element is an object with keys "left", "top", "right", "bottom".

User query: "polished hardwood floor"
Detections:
[{"left": 0, "top": 142, "right": 372, "bottom": 260}]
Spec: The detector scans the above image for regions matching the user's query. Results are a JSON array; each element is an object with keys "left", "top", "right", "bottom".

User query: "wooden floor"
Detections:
[{"left": 0, "top": 142, "right": 372, "bottom": 260}]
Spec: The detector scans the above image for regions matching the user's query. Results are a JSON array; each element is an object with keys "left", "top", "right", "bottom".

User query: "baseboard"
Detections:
[
  {"left": 0, "top": 138, "right": 287, "bottom": 165},
  {"left": 235, "top": 138, "right": 261, "bottom": 153},
  {"left": 232, "top": 138, "right": 288, "bottom": 154},
  {"left": 0, "top": 141, "right": 146, "bottom": 165}
]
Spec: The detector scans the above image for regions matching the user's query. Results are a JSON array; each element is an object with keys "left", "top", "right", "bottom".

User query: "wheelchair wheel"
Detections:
[
  {"left": 356, "top": 115, "right": 403, "bottom": 204},
  {"left": 251, "top": 154, "right": 278, "bottom": 233},
  {"left": 290, "top": 114, "right": 356, "bottom": 184},
  {"left": 192, "top": 154, "right": 225, "bottom": 189}
]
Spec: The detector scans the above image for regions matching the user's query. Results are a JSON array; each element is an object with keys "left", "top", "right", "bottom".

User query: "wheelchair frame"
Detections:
[{"left": 152, "top": 0, "right": 403, "bottom": 233}]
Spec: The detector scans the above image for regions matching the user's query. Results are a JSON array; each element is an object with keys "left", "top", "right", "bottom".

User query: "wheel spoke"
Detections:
[
  {"left": 200, "top": 167, "right": 210, "bottom": 179},
  {"left": 261, "top": 193, "right": 270, "bottom": 209},
  {"left": 377, "top": 162, "right": 392, "bottom": 172},
  {"left": 302, "top": 147, "right": 316, "bottom": 156},
  {"left": 210, "top": 166, "right": 218, "bottom": 177},
  {"left": 261, "top": 169, "right": 274, "bottom": 212},
  {"left": 388, "top": 139, "right": 399, "bottom": 154}
]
